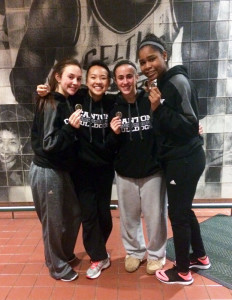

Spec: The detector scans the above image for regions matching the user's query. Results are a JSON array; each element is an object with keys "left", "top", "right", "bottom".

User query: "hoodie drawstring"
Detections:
[
  {"left": 100, "top": 102, "right": 106, "bottom": 143},
  {"left": 89, "top": 98, "right": 106, "bottom": 144},
  {"left": 135, "top": 100, "right": 143, "bottom": 140},
  {"left": 128, "top": 104, "right": 133, "bottom": 141},
  {"left": 127, "top": 95, "right": 144, "bottom": 141},
  {"left": 89, "top": 98, "right": 93, "bottom": 143}
]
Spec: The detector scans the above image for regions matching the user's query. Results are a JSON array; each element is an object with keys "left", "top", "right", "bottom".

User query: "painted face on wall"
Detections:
[
  {"left": 86, "top": 65, "right": 110, "bottom": 101},
  {"left": 91, "top": 0, "right": 159, "bottom": 32},
  {"left": 138, "top": 45, "right": 168, "bottom": 82},
  {"left": 114, "top": 64, "right": 138, "bottom": 101},
  {"left": 0, "top": 129, "right": 22, "bottom": 170},
  {"left": 56, "top": 65, "right": 82, "bottom": 97}
]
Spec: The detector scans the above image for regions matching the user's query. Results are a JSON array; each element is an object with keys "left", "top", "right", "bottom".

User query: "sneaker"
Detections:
[
  {"left": 125, "top": 255, "right": 142, "bottom": 272},
  {"left": 86, "top": 257, "right": 110, "bottom": 279},
  {"left": 61, "top": 269, "right": 78, "bottom": 282},
  {"left": 146, "top": 257, "right": 166, "bottom": 275},
  {"left": 156, "top": 266, "right": 193, "bottom": 285},
  {"left": 189, "top": 254, "right": 211, "bottom": 270}
]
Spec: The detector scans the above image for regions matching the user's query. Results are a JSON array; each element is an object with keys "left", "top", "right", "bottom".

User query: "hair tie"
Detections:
[{"left": 139, "top": 41, "right": 165, "bottom": 52}]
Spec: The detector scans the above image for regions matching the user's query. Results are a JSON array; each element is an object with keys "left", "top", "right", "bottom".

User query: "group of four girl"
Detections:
[{"left": 31, "top": 34, "right": 210, "bottom": 285}]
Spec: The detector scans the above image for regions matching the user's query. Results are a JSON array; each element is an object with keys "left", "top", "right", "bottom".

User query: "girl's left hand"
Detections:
[
  {"left": 148, "top": 87, "right": 162, "bottom": 111},
  {"left": 69, "top": 109, "right": 82, "bottom": 128}
]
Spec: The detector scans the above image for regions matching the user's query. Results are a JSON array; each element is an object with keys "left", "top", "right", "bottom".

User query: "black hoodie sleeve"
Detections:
[
  {"left": 154, "top": 74, "right": 199, "bottom": 139},
  {"left": 42, "top": 102, "right": 77, "bottom": 153}
]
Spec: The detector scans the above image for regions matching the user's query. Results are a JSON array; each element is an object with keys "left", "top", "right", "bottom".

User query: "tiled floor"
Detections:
[{"left": 0, "top": 208, "right": 231, "bottom": 300}]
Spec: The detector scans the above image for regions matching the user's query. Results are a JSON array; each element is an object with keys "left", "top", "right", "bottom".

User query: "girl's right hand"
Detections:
[
  {"left": 110, "top": 117, "right": 122, "bottom": 134},
  {"left": 149, "top": 86, "right": 162, "bottom": 111},
  {"left": 69, "top": 109, "right": 82, "bottom": 129},
  {"left": 37, "top": 84, "right": 50, "bottom": 97}
]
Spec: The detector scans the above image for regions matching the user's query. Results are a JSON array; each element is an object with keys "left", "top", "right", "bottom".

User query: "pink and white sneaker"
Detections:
[
  {"left": 156, "top": 266, "right": 193, "bottom": 285},
  {"left": 86, "top": 257, "right": 110, "bottom": 279},
  {"left": 189, "top": 255, "right": 211, "bottom": 270}
]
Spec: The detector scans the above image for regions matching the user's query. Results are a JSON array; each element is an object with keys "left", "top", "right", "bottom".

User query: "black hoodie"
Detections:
[
  {"left": 31, "top": 92, "right": 79, "bottom": 171},
  {"left": 72, "top": 88, "right": 115, "bottom": 167},
  {"left": 153, "top": 65, "right": 203, "bottom": 161},
  {"left": 108, "top": 88, "right": 161, "bottom": 178}
]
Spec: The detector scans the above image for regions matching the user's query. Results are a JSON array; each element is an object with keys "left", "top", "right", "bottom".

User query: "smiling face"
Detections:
[
  {"left": 114, "top": 64, "right": 138, "bottom": 102},
  {"left": 138, "top": 45, "right": 168, "bottom": 82},
  {"left": 86, "top": 65, "right": 110, "bottom": 101},
  {"left": 0, "top": 130, "right": 22, "bottom": 170},
  {"left": 55, "top": 64, "right": 82, "bottom": 97}
]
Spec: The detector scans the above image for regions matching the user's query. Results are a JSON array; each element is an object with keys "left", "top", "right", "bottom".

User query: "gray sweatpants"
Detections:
[
  {"left": 116, "top": 171, "right": 167, "bottom": 260},
  {"left": 29, "top": 162, "right": 81, "bottom": 279}
]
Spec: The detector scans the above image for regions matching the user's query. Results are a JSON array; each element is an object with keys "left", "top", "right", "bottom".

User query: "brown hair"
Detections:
[
  {"left": 113, "top": 59, "right": 137, "bottom": 78},
  {"left": 37, "top": 58, "right": 81, "bottom": 111}
]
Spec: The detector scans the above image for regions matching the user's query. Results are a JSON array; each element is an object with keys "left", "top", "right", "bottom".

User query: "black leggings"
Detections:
[
  {"left": 72, "top": 163, "right": 114, "bottom": 261},
  {"left": 163, "top": 147, "right": 206, "bottom": 272}
]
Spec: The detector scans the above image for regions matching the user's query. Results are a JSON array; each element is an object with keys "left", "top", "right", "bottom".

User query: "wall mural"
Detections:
[{"left": 0, "top": 0, "right": 231, "bottom": 202}]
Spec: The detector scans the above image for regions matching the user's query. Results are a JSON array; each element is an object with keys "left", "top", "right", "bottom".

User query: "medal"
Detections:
[
  {"left": 75, "top": 104, "right": 82, "bottom": 110},
  {"left": 145, "top": 79, "right": 157, "bottom": 90},
  {"left": 150, "top": 79, "right": 157, "bottom": 88},
  {"left": 115, "top": 111, "right": 122, "bottom": 118}
]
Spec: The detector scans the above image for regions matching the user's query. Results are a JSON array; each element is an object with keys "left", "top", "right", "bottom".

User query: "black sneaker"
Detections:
[
  {"left": 189, "top": 254, "right": 211, "bottom": 270},
  {"left": 61, "top": 269, "right": 78, "bottom": 282},
  {"left": 156, "top": 266, "right": 193, "bottom": 285}
]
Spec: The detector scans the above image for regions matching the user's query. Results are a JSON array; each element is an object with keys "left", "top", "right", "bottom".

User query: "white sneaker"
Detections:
[{"left": 86, "top": 257, "right": 110, "bottom": 279}]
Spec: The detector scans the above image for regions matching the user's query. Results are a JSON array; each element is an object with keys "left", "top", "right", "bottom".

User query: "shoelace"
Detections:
[{"left": 90, "top": 261, "right": 100, "bottom": 269}]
